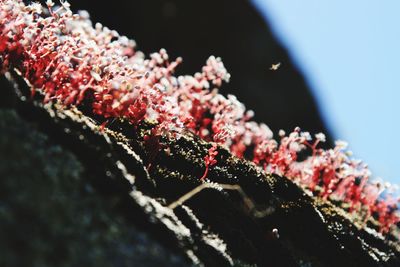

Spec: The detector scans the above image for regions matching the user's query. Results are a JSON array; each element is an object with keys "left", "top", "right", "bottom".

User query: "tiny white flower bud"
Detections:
[
  {"left": 46, "top": 0, "right": 54, "bottom": 7},
  {"left": 315, "top": 133, "right": 326, "bottom": 142}
]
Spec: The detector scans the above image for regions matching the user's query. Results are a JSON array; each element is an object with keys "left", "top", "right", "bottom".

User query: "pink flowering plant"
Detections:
[{"left": 0, "top": 0, "right": 398, "bottom": 234}]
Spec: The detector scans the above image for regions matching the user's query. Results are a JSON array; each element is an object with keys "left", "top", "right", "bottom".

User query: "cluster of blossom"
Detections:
[
  {"left": 0, "top": 0, "right": 398, "bottom": 233},
  {"left": 254, "top": 128, "right": 399, "bottom": 233}
]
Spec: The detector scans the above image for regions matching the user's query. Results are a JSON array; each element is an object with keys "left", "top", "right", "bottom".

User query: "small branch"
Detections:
[{"left": 167, "top": 182, "right": 274, "bottom": 218}]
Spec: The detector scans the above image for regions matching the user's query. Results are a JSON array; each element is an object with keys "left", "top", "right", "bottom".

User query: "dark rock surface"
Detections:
[
  {"left": 1, "top": 73, "right": 400, "bottom": 266},
  {"left": 0, "top": 104, "right": 190, "bottom": 266}
]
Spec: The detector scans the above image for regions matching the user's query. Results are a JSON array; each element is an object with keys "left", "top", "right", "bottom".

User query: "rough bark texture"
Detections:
[{"left": 1, "top": 72, "right": 400, "bottom": 267}]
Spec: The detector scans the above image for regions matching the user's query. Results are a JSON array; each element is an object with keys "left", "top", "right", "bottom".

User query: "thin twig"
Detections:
[{"left": 167, "top": 182, "right": 273, "bottom": 218}]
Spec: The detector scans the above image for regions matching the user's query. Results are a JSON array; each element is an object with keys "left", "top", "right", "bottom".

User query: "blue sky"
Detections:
[{"left": 251, "top": 0, "right": 400, "bottom": 183}]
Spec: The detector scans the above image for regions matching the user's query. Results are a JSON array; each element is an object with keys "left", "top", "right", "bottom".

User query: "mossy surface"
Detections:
[
  {"left": 0, "top": 109, "right": 189, "bottom": 267},
  {"left": 1, "top": 73, "right": 400, "bottom": 266}
]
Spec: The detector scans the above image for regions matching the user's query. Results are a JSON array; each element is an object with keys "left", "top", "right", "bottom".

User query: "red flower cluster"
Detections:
[
  {"left": 0, "top": 0, "right": 398, "bottom": 234},
  {"left": 201, "top": 144, "right": 218, "bottom": 180}
]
